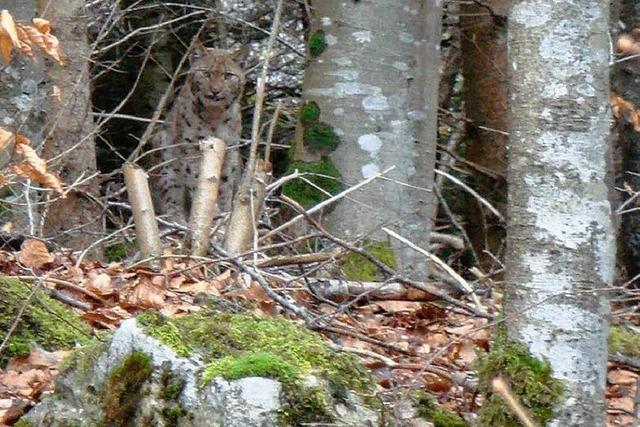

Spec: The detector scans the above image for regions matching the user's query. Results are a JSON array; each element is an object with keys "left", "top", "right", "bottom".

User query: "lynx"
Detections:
[{"left": 151, "top": 45, "right": 247, "bottom": 225}]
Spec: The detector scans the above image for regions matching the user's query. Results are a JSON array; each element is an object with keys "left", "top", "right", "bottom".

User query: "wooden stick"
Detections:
[
  {"left": 123, "top": 163, "right": 161, "bottom": 269},
  {"left": 187, "top": 137, "right": 226, "bottom": 256}
]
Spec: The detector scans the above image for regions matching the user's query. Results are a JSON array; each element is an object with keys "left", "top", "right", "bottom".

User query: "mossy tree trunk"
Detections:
[
  {"left": 296, "top": 0, "right": 442, "bottom": 279},
  {"left": 506, "top": 0, "right": 613, "bottom": 424}
]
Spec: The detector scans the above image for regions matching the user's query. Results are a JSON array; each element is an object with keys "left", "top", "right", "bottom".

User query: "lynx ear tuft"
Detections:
[{"left": 189, "top": 39, "right": 209, "bottom": 61}]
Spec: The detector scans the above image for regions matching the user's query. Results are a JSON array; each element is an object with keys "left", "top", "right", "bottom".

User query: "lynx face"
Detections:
[{"left": 190, "top": 49, "right": 244, "bottom": 105}]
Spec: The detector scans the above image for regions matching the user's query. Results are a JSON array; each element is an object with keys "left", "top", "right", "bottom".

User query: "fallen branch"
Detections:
[{"left": 306, "top": 278, "right": 454, "bottom": 303}]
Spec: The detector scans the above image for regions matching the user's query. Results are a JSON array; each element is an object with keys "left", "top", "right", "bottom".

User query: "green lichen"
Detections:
[
  {"left": 103, "top": 351, "right": 153, "bottom": 426},
  {"left": 609, "top": 325, "right": 640, "bottom": 358},
  {"left": 303, "top": 122, "right": 340, "bottom": 152},
  {"left": 202, "top": 352, "right": 297, "bottom": 383},
  {"left": 308, "top": 30, "right": 327, "bottom": 57},
  {"left": 342, "top": 240, "right": 397, "bottom": 281},
  {"left": 0, "top": 277, "right": 92, "bottom": 367},
  {"left": 412, "top": 391, "right": 467, "bottom": 427},
  {"left": 476, "top": 328, "right": 563, "bottom": 427},
  {"left": 282, "top": 158, "right": 342, "bottom": 207},
  {"left": 300, "top": 101, "right": 321, "bottom": 125}
]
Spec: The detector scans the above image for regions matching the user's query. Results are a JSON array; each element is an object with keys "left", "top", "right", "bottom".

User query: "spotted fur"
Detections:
[{"left": 151, "top": 46, "right": 247, "bottom": 224}]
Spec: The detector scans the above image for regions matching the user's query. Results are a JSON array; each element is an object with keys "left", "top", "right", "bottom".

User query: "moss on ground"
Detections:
[
  {"left": 412, "top": 391, "right": 467, "bottom": 427},
  {"left": 137, "top": 311, "right": 377, "bottom": 426},
  {"left": 476, "top": 327, "right": 563, "bottom": 427},
  {"left": 299, "top": 101, "right": 321, "bottom": 125},
  {"left": 282, "top": 158, "right": 342, "bottom": 207},
  {"left": 103, "top": 351, "right": 153, "bottom": 426},
  {"left": 0, "top": 277, "right": 92, "bottom": 367},
  {"left": 609, "top": 325, "right": 640, "bottom": 358},
  {"left": 342, "top": 240, "right": 397, "bottom": 281}
]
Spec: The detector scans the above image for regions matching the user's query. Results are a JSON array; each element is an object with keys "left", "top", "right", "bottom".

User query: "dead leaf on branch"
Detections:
[
  {"left": 12, "top": 139, "right": 63, "bottom": 194},
  {"left": 0, "top": 10, "right": 63, "bottom": 64}
]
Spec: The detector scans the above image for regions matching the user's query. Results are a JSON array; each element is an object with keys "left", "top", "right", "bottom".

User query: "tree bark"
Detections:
[
  {"left": 460, "top": 0, "right": 509, "bottom": 269},
  {"left": 506, "top": 1, "right": 614, "bottom": 424},
  {"left": 298, "top": 0, "right": 441, "bottom": 279},
  {"left": 37, "top": 0, "right": 102, "bottom": 257}
]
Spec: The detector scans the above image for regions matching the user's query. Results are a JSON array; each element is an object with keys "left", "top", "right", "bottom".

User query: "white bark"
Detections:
[
  {"left": 301, "top": 0, "right": 441, "bottom": 279},
  {"left": 506, "top": 1, "right": 614, "bottom": 425}
]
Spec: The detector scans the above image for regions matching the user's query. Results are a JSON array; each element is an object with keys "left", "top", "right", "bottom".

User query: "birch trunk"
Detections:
[
  {"left": 506, "top": 1, "right": 614, "bottom": 424},
  {"left": 300, "top": 0, "right": 441, "bottom": 279}
]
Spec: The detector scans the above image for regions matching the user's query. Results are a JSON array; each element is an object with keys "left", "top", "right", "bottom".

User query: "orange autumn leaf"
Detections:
[
  {"left": 0, "top": 10, "right": 62, "bottom": 64},
  {"left": 18, "top": 239, "right": 54, "bottom": 269},
  {"left": 12, "top": 141, "right": 63, "bottom": 194},
  {"left": 611, "top": 93, "right": 640, "bottom": 132},
  {"left": 0, "top": 10, "right": 19, "bottom": 63}
]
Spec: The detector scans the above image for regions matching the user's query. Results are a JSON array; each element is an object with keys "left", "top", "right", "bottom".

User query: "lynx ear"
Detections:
[
  {"left": 230, "top": 45, "right": 251, "bottom": 67},
  {"left": 189, "top": 39, "right": 209, "bottom": 61}
]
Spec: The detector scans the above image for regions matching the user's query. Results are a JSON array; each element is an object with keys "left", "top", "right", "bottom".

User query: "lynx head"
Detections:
[{"left": 188, "top": 45, "right": 249, "bottom": 108}]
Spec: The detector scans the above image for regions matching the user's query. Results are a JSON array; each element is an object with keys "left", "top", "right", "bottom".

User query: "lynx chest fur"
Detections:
[{"left": 151, "top": 47, "right": 246, "bottom": 224}]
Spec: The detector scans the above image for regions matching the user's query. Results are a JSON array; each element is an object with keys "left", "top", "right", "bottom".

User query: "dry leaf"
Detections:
[
  {"left": 0, "top": 10, "right": 20, "bottom": 63},
  {"left": 126, "top": 277, "right": 166, "bottom": 309},
  {"left": 18, "top": 239, "right": 53, "bottom": 269},
  {"left": 86, "top": 272, "right": 114, "bottom": 297},
  {"left": 13, "top": 142, "right": 63, "bottom": 193},
  {"left": 611, "top": 93, "right": 640, "bottom": 132}
]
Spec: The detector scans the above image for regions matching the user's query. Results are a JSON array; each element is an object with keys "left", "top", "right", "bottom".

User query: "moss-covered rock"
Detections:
[
  {"left": 609, "top": 325, "right": 640, "bottom": 358},
  {"left": 282, "top": 158, "right": 342, "bottom": 207},
  {"left": 412, "top": 391, "right": 467, "bottom": 427},
  {"left": 342, "top": 240, "right": 397, "bottom": 282},
  {"left": 308, "top": 30, "right": 327, "bottom": 57},
  {"left": 303, "top": 122, "right": 340, "bottom": 152},
  {"left": 476, "top": 328, "right": 563, "bottom": 427},
  {"left": 0, "top": 277, "right": 92, "bottom": 366}
]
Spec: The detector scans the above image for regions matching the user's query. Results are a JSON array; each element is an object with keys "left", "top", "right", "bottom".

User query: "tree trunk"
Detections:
[
  {"left": 460, "top": 0, "right": 508, "bottom": 269},
  {"left": 298, "top": 0, "right": 441, "bottom": 279},
  {"left": 37, "top": 0, "right": 102, "bottom": 258},
  {"left": 506, "top": 1, "right": 614, "bottom": 424},
  {"left": 0, "top": 0, "right": 46, "bottom": 234}
]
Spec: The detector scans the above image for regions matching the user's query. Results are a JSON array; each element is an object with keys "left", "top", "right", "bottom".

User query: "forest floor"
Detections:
[{"left": 0, "top": 240, "right": 637, "bottom": 426}]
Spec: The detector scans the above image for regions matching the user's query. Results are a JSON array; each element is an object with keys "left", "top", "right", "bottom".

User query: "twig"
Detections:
[
  {"left": 382, "top": 227, "right": 487, "bottom": 315},
  {"left": 491, "top": 377, "right": 539, "bottom": 427},
  {"left": 435, "top": 169, "right": 505, "bottom": 222},
  {"left": 259, "top": 166, "right": 395, "bottom": 243}
]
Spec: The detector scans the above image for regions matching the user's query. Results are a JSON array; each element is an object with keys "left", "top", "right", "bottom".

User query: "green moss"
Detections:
[
  {"left": 137, "top": 311, "right": 193, "bottom": 357},
  {"left": 13, "top": 419, "right": 35, "bottom": 427},
  {"left": 202, "top": 352, "right": 296, "bottom": 383},
  {"left": 308, "top": 30, "right": 327, "bottom": 57},
  {"left": 300, "top": 101, "right": 321, "bottom": 125},
  {"left": 159, "top": 366, "right": 191, "bottom": 424},
  {"left": 137, "top": 312, "right": 377, "bottom": 426},
  {"left": 282, "top": 159, "right": 342, "bottom": 207},
  {"left": 104, "top": 351, "right": 153, "bottom": 426},
  {"left": 303, "top": 122, "right": 340, "bottom": 152},
  {"left": 0, "top": 277, "right": 92, "bottom": 367},
  {"left": 476, "top": 329, "right": 563, "bottom": 427},
  {"left": 342, "top": 240, "right": 397, "bottom": 281},
  {"left": 412, "top": 391, "right": 467, "bottom": 427},
  {"left": 278, "top": 385, "right": 333, "bottom": 426},
  {"left": 104, "top": 238, "right": 136, "bottom": 263},
  {"left": 609, "top": 325, "right": 640, "bottom": 358}
]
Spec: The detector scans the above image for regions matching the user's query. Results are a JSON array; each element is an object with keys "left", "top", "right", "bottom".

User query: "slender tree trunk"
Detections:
[
  {"left": 37, "top": 0, "right": 102, "bottom": 257},
  {"left": 506, "top": 1, "right": 614, "bottom": 424},
  {"left": 460, "top": 0, "right": 508, "bottom": 269},
  {"left": 299, "top": 0, "right": 441, "bottom": 279}
]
